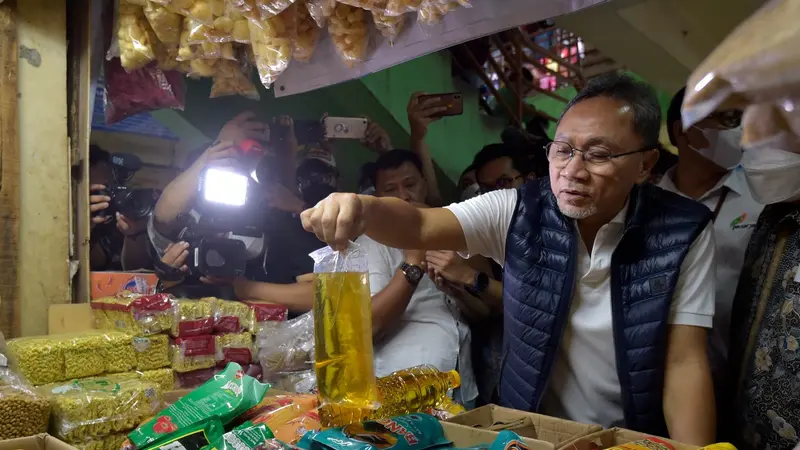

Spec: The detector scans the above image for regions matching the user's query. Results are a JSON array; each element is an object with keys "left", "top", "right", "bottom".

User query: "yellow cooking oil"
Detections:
[
  {"left": 319, "top": 365, "right": 462, "bottom": 427},
  {"left": 313, "top": 271, "right": 379, "bottom": 409}
]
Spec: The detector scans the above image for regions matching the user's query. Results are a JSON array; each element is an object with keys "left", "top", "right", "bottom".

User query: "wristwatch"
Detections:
[
  {"left": 400, "top": 262, "right": 424, "bottom": 286},
  {"left": 466, "top": 271, "right": 490, "bottom": 295}
]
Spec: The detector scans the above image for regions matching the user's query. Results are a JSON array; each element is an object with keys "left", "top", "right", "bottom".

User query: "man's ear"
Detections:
[
  {"left": 671, "top": 121, "right": 685, "bottom": 151},
  {"left": 637, "top": 149, "right": 660, "bottom": 183}
]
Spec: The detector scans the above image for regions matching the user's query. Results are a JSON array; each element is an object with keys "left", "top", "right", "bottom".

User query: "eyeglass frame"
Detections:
[
  {"left": 544, "top": 141, "right": 658, "bottom": 167},
  {"left": 479, "top": 174, "right": 526, "bottom": 193}
]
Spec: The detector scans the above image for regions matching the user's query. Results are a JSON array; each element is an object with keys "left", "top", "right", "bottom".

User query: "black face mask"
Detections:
[{"left": 300, "top": 183, "right": 336, "bottom": 205}]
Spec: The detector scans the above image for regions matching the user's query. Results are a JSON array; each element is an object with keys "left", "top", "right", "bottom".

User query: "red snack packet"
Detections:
[{"left": 104, "top": 57, "right": 185, "bottom": 125}]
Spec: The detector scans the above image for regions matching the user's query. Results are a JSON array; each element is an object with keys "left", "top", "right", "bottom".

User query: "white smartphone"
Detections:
[{"left": 324, "top": 117, "right": 369, "bottom": 140}]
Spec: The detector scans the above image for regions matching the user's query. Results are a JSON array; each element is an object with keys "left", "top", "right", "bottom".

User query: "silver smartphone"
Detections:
[{"left": 324, "top": 117, "right": 369, "bottom": 140}]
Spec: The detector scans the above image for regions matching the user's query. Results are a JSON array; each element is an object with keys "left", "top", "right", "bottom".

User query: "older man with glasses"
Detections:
[{"left": 299, "top": 73, "right": 717, "bottom": 445}]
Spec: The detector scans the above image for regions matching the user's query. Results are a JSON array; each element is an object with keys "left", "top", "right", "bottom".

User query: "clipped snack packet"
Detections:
[
  {"left": 682, "top": 0, "right": 800, "bottom": 134},
  {"left": 311, "top": 244, "right": 378, "bottom": 410},
  {"left": 328, "top": 3, "right": 370, "bottom": 67},
  {"left": 128, "top": 363, "right": 270, "bottom": 449},
  {"left": 248, "top": 3, "right": 297, "bottom": 87},
  {"left": 170, "top": 335, "right": 217, "bottom": 373},
  {"left": 305, "top": 0, "right": 335, "bottom": 27},
  {"left": 300, "top": 414, "right": 449, "bottom": 450},
  {"left": 372, "top": 11, "right": 406, "bottom": 45},
  {"left": 118, "top": 0, "right": 158, "bottom": 71},
  {"left": 295, "top": 4, "right": 321, "bottom": 62}
]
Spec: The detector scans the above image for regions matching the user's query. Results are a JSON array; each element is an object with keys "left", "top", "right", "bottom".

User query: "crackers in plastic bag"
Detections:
[
  {"left": 152, "top": 0, "right": 225, "bottom": 26},
  {"left": 258, "top": 0, "right": 297, "bottom": 18},
  {"left": 211, "top": 58, "right": 260, "bottom": 98},
  {"left": 248, "top": 3, "right": 297, "bottom": 87},
  {"left": 417, "top": 0, "right": 468, "bottom": 26},
  {"left": 372, "top": 10, "right": 406, "bottom": 44},
  {"left": 143, "top": 1, "right": 182, "bottom": 45},
  {"left": 682, "top": 0, "right": 800, "bottom": 129},
  {"left": 295, "top": 4, "right": 321, "bottom": 62},
  {"left": 118, "top": 1, "right": 158, "bottom": 71},
  {"left": 305, "top": 0, "right": 335, "bottom": 27},
  {"left": 385, "top": 0, "right": 421, "bottom": 15},
  {"left": 328, "top": 3, "right": 369, "bottom": 67}
]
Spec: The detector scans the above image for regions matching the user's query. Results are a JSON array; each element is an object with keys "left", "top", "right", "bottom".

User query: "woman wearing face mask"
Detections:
[
  {"left": 657, "top": 88, "right": 766, "bottom": 387},
  {"left": 458, "top": 164, "right": 480, "bottom": 201}
]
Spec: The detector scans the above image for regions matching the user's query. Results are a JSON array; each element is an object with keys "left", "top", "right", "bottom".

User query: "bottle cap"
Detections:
[{"left": 447, "top": 370, "right": 461, "bottom": 389}]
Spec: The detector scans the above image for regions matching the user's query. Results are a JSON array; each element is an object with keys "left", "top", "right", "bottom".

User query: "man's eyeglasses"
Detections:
[
  {"left": 545, "top": 141, "right": 655, "bottom": 166},
  {"left": 480, "top": 175, "right": 525, "bottom": 193},
  {"left": 709, "top": 110, "right": 742, "bottom": 129}
]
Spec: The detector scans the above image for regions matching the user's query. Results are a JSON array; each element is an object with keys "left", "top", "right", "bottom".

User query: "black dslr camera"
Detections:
[{"left": 93, "top": 153, "right": 158, "bottom": 220}]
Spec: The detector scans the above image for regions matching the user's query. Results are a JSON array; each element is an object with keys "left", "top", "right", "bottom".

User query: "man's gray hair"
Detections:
[{"left": 560, "top": 72, "right": 662, "bottom": 148}]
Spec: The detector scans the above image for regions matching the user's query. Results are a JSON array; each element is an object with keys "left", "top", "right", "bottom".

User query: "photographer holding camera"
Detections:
[
  {"left": 90, "top": 146, "right": 154, "bottom": 271},
  {"left": 149, "top": 112, "right": 327, "bottom": 312}
]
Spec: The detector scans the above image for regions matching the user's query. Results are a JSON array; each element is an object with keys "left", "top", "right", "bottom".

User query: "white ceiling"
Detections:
[{"left": 556, "top": 0, "right": 765, "bottom": 93}]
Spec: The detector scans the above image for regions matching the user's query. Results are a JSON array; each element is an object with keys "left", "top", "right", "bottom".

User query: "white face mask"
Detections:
[
  {"left": 741, "top": 131, "right": 800, "bottom": 204},
  {"left": 460, "top": 183, "right": 480, "bottom": 201},
  {"left": 689, "top": 126, "right": 744, "bottom": 169}
]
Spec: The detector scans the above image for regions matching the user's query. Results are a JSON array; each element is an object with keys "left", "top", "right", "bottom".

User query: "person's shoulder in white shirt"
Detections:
[{"left": 444, "top": 189, "right": 519, "bottom": 266}]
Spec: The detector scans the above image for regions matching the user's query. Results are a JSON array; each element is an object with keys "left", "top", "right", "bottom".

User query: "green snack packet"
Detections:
[
  {"left": 142, "top": 418, "right": 224, "bottom": 450},
  {"left": 129, "top": 363, "right": 270, "bottom": 449},
  {"left": 203, "top": 421, "right": 283, "bottom": 450},
  {"left": 462, "top": 431, "right": 529, "bottom": 450},
  {"left": 303, "top": 414, "right": 450, "bottom": 450}
]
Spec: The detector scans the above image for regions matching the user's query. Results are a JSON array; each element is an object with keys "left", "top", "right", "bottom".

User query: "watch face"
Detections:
[{"left": 405, "top": 264, "right": 424, "bottom": 283}]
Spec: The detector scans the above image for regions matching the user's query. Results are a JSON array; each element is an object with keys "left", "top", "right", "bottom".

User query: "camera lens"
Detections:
[{"left": 116, "top": 188, "right": 156, "bottom": 219}]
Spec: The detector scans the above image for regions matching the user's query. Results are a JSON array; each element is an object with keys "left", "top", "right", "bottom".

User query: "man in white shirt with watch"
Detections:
[{"left": 355, "top": 149, "right": 478, "bottom": 407}]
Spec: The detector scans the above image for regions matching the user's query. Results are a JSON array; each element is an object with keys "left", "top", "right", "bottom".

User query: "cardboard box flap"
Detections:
[
  {"left": 557, "top": 428, "right": 699, "bottom": 450},
  {"left": 446, "top": 405, "right": 601, "bottom": 447},
  {"left": 0, "top": 434, "right": 77, "bottom": 450},
  {"left": 440, "top": 422, "right": 553, "bottom": 450}
]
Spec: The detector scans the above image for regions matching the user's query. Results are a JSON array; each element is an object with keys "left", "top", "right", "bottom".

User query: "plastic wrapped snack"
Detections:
[
  {"left": 0, "top": 332, "right": 51, "bottom": 440},
  {"left": 228, "top": 0, "right": 259, "bottom": 19},
  {"left": 258, "top": 0, "right": 297, "bottom": 17},
  {"left": 132, "top": 334, "right": 170, "bottom": 370},
  {"left": 189, "top": 58, "right": 220, "bottom": 77},
  {"left": 6, "top": 331, "right": 137, "bottom": 385},
  {"left": 118, "top": 1, "right": 157, "bottom": 71},
  {"left": 179, "top": 18, "right": 238, "bottom": 60},
  {"left": 682, "top": 0, "right": 800, "bottom": 132},
  {"left": 310, "top": 244, "right": 377, "bottom": 410},
  {"left": 155, "top": 41, "right": 191, "bottom": 72},
  {"left": 241, "top": 394, "right": 318, "bottom": 429},
  {"left": 117, "top": 368, "right": 176, "bottom": 393},
  {"left": 417, "top": 0, "right": 464, "bottom": 26},
  {"left": 143, "top": 1, "right": 182, "bottom": 45},
  {"left": 42, "top": 375, "right": 161, "bottom": 443},
  {"left": 216, "top": 333, "right": 255, "bottom": 365},
  {"left": 385, "top": 0, "right": 422, "bottom": 15},
  {"left": 92, "top": 293, "right": 176, "bottom": 336},
  {"left": 272, "top": 409, "right": 321, "bottom": 445},
  {"left": 335, "top": 0, "right": 384, "bottom": 11},
  {"left": 248, "top": 302, "right": 289, "bottom": 334},
  {"left": 305, "top": 0, "right": 335, "bottom": 27},
  {"left": 212, "top": 298, "right": 252, "bottom": 333},
  {"left": 248, "top": 3, "right": 297, "bottom": 87},
  {"left": 170, "top": 335, "right": 217, "bottom": 372},
  {"left": 295, "top": 5, "right": 320, "bottom": 62},
  {"left": 154, "top": 0, "right": 225, "bottom": 26},
  {"left": 372, "top": 10, "right": 406, "bottom": 44},
  {"left": 104, "top": 57, "right": 187, "bottom": 124},
  {"left": 328, "top": 3, "right": 369, "bottom": 67},
  {"left": 72, "top": 433, "right": 128, "bottom": 450},
  {"left": 257, "top": 312, "right": 314, "bottom": 376},
  {"left": 172, "top": 298, "right": 215, "bottom": 337},
  {"left": 265, "top": 369, "right": 317, "bottom": 394}
]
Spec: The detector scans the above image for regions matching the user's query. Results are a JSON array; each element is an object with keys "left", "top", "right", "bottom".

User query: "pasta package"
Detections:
[
  {"left": 295, "top": 4, "right": 320, "bottom": 62},
  {"left": 212, "top": 298, "right": 252, "bottom": 333},
  {"left": 682, "top": 0, "right": 800, "bottom": 134},
  {"left": 249, "top": 4, "right": 297, "bottom": 87},
  {"left": 247, "top": 302, "right": 289, "bottom": 334},
  {"left": 143, "top": 1, "right": 182, "bottom": 45},
  {"left": 132, "top": 334, "right": 170, "bottom": 370},
  {"left": 0, "top": 332, "right": 51, "bottom": 440},
  {"left": 305, "top": 0, "right": 335, "bottom": 27},
  {"left": 6, "top": 331, "right": 137, "bottom": 386},
  {"left": 328, "top": 3, "right": 369, "bottom": 67},
  {"left": 170, "top": 335, "right": 217, "bottom": 372},
  {"left": 91, "top": 293, "right": 176, "bottom": 336},
  {"left": 372, "top": 10, "right": 406, "bottom": 44},
  {"left": 41, "top": 376, "right": 162, "bottom": 443},
  {"left": 116, "top": 368, "right": 176, "bottom": 393},
  {"left": 215, "top": 332, "right": 255, "bottom": 365},
  {"left": 72, "top": 433, "right": 128, "bottom": 450},
  {"left": 172, "top": 298, "right": 215, "bottom": 337},
  {"left": 118, "top": 1, "right": 158, "bottom": 71}
]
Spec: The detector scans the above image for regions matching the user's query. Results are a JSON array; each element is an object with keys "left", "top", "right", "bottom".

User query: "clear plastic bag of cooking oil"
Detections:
[{"left": 309, "top": 244, "right": 378, "bottom": 411}]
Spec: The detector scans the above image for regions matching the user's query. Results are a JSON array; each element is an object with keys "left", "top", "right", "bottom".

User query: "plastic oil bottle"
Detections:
[
  {"left": 313, "top": 271, "right": 379, "bottom": 410},
  {"left": 319, "top": 365, "right": 462, "bottom": 427}
]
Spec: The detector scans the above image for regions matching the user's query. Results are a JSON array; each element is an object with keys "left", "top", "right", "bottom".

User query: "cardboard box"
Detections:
[
  {"left": 440, "top": 421, "right": 553, "bottom": 450},
  {"left": 90, "top": 271, "right": 158, "bottom": 299},
  {"left": 0, "top": 434, "right": 77, "bottom": 450},
  {"left": 445, "top": 405, "right": 601, "bottom": 448},
  {"left": 558, "top": 427, "right": 699, "bottom": 450}
]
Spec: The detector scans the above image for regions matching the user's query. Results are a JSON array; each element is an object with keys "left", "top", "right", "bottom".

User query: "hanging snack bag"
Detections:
[
  {"left": 681, "top": 0, "right": 800, "bottom": 134},
  {"left": 384, "top": 0, "right": 421, "bottom": 15},
  {"left": 143, "top": 1, "right": 182, "bottom": 45},
  {"left": 172, "top": 298, "right": 215, "bottom": 337},
  {"left": 310, "top": 244, "right": 378, "bottom": 410},
  {"left": 118, "top": 0, "right": 158, "bottom": 71},
  {"left": 215, "top": 332, "right": 255, "bottom": 365},
  {"left": 372, "top": 11, "right": 406, "bottom": 45},
  {"left": 248, "top": 4, "right": 297, "bottom": 87},
  {"left": 170, "top": 335, "right": 217, "bottom": 373},
  {"left": 228, "top": 0, "right": 259, "bottom": 19},
  {"left": 103, "top": 57, "right": 186, "bottom": 124},
  {"left": 295, "top": 5, "right": 320, "bottom": 62},
  {"left": 128, "top": 363, "right": 269, "bottom": 449},
  {"left": 258, "top": 0, "right": 297, "bottom": 18},
  {"left": 0, "top": 332, "right": 51, "bottom": 440},
  {"left": 335, "top": 0, "right": 384, "bottom": 11},
  {"left": 328, "top": 3, "right": 370, "bottom": 68},
  {"left": 154, "top": 0, "right": 225, "bottom": 26},
  {"left": 305, "top": 0, "right": 335, "bottom": 27}
]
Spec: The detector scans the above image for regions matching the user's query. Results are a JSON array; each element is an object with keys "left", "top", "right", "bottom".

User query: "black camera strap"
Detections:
[{"left": 153, "top": 258, "right": 187, "bottom": 283}]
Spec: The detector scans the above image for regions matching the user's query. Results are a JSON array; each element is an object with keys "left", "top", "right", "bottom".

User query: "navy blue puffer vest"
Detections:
[{"left": 500, "top": 178, "right": 711, "bottom": 436}]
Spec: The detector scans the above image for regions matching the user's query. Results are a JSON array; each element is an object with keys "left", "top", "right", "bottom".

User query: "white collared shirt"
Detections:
[
  {"left": 658, "top": 166, "right": 764, "bottom": 363},
  {"left": 445, "top": 188, "right": 715, "bottom": 426},
  {"left": 355, "top": 235, "right": 478, "bottom": 404}
]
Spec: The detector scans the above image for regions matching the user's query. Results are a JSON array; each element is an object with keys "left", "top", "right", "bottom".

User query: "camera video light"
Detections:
[{"left": 202, "top": 167, "right": 248, "bottom": 207}]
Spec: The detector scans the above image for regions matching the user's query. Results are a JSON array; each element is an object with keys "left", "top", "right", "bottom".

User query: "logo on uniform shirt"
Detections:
[{"left": 730, "top": 213, "right": 755, "bottom": 231}]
